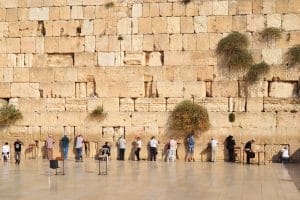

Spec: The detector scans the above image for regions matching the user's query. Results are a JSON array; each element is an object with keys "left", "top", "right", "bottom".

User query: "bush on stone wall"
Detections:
[
  {"left": 168, "top": 100, "right": 210, "bottom": 137},
  {"left": 90, "top": 106, "right": 106, "bottom": 121},
  {"left": 260, "top": 27, "right": 282, "bottom": 40},
  {"left": 286, "top": 44, "right": 300, "bottom": 67},
  {"left": 0, "top": 104, "right": 22, "bottom": 125},
  {"left": 216, "top": 32, "right": 253, "bottom": 70},
  {"left": 245, "top": 62, "right": 270, "bottom": 84}
]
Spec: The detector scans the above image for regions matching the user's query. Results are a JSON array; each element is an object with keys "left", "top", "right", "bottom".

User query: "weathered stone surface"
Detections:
[
  {"left": 0, "top": 83, "right": 10, "bottom": 98},
  {"left": 247, "top": 97, "right": 264, "bottom": 112},
  {"left": 264, "top": 98, "right": 300, "bottom": 112},
  {"left": 269, "top": 82, "right": 298, "bottom": 98},
  {"left": 212, "top": 81, "right": 238, "bottom": 97},
  {"left": 157, "top": 81, "right": 183, "bottom": 98},
  {"left": 282, "top": 14, "right": 300, "bottom": 31},
  {"left": 183, "top": 81, "right": 206, "bottom": 98},
  {"left": 10, "top": 83, "right": 40, "bottom": 98},
  {"left": 29, "top": 7, "right": 49, "bottom": 20},
  {"left": 262, "top": 49, "right": 282, "bottom": 65}
]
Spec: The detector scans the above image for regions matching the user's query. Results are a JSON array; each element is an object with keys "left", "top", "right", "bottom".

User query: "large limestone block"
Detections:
[
  {"left": 196, "top": 98, "right": 228, "bottom": 112},
  {"left": 264, "top": 98, "right": 300, "bottom": 112},
  {"left": 47, "top": 53, "right": 73, "bottom": 67},
  {"left": 198, "top": 1, "right": 213, "bottom": 15},
  {"left": 269, "top": 82, "right": 298, "bottom": 98},
  {"left": 232, "top": 15, "right": 247, "bottom": 32},
  {"left": 13, "top": 68, "right": 29, "bottom": 83},
  {"left": 239, "top": 81, "right": 268, "bottom": 98},
  {"left": 6, "top": 37, "right": 20, "bottom": 53},
  {"left": 81, "top": 19, "right": 94, "bottom": 36},
  {"left": 65, "top": 99, "right": 86, "bottom": 112},
  {"left": 102, "top": 98, "right": 119, "bottom": 112},
  {"left": 183, "top": 81, "right": 206, "bottom": 98},
  {"left": 29, "top": 68, "right": 54, "bottom": 82},
  {"left": 212, "top": 81, "right": 238, "bottom": 97},
  {"left": 44, "top": 37, "right": 59, "bottom": 53},
  {"left": 138, "top": 18, "right": 152, "bottom": 34},
  {"left": 52, "top": 20, "right": 68, "bottom": 36},
  {"left": 262, "top": 0, "right": 276, "bottom": 14},
  {"left": 20, "top": 37, "right": 35, "bottom": 53},
  {"left": 93, "top": 19, "right": 106, "bottom": 35},
  {"left": 98, "top": 52, "right": 115, "bottom": 67},
  {"left": 132, "top": 4, "right": 142, "bottom": 18},
  {"left": 117, "top": 18, "right": 131, "bottom": 35},
  {"left": 182, "top": 34, "right": 196, "bottom": 51},
  {"left": 234, "top": 112, "right": 276, "bottom": 128},
  {"left": 208, "top": 16, "right": 232, "bottom": 32},
  {"left": 262, "top": 49, "right": 282, "bottom": 65},
  {"left": 212, "top": 1, "right": 228, "bottom": 15},
  {"left": 194, "top": 16, "right": 207, "bottom": 33},
  {"left": 51, "top": 82, "right": 75, "bottom": 98},
  {"left": 119, "top": 98, "right": 134, "bottom": 112},
  {"left": 152, "top": 17, "right": 167, "bottom": 34},
  {"left": 166, "top": 97, "right": 184, "bottom": 111},
  {"left": 209, "top": 112, "right": 232, "bottom": 128},
  {"left": 55, "top": 112, "right": 79, "bottom": 126},
  {"left": 267, "top": 14, "right": 281, "bottom": 28},
  {"left": 0, "top": 83, "right": 10, "bottom": 98},
  {"left": 167, "top": 17, "right": 180, "bottom": 33},
  {"left": 282, "top": 14, "right": 300, "bottom": 31},
  {"left": 143, "top": 34, "right": 154, "bottom": 51},
  {"left": 75, "top": 52, "right": 96, "bottom": 67},
  {"left": 159, "top": 3, "right": 172, "bottom": 16},
  {"left": 172, "top": 2, "right": 185, "bottom": 16},
  {"left": 11, "top": 83, "right": 40, "bottom": 98},
  {"left": 153, "top": 34, "right": 169, "bottom": 51},
  {"left": 46, "top": 98, "right": 65, "bottom": 112},
  {"left": 157, "top": 81, "right": 183, "bottom": 98},
  {"left": 196, "top": 33, "right": 209, "bottom": 50},
  {"left": 247, "top": 14, "right": 265, "bottom": 32},
  {"left": 131, "top": 112, "right": 157, "bottom": 127},
  {"left": 59, "top": 37, "right": 84, "bottom": 53},
  {"left": 102, "top": 112, "right": 131, "bottom": 127},
  {"left": 276, "top": 112, "right": 300, "bottom": 128},
  {"left": 29, "top": 7, "right": 49, "bottom": 20},
  {"left": 246, "top": 97, "right": 264, "bottom": 112},
  {"left": 86, "top": 98, "right": 103, "bottom": 112},
  {"left": 54, "top": 68, "right": 77, "bottom": 82},
  {"left": 228, "top": 97, "right": 246, "bottom": 112},
  {"left": 135, "top": 98, "right": 150, "bottom": 112},
  {"left": 143, "top": 51, "right": 162, "bottom": 66},
  {"left": 180, "top": 17, "right": 194, "bottom": 33},
  {"left": 148, "top": 98, "right": 166, "bottom": 112},
  {"left": 35, "top": 37, "right": 44, "bottom": 53},
  {"left": 149, "top": 3, "right": 160, "bottom": 17},
  {"left": 169, "top": 34, "right": 182, "bottom": 51},
  {"left": 70, "top": 6, "right": 83, "bottom": 19}
]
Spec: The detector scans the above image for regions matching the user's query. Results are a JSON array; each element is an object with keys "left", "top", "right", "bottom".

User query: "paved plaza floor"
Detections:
[{"left": 0, "top": 158, "right": 299, "bottom": 200}]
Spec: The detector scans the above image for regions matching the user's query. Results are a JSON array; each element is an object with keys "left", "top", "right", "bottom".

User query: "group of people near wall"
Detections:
[{"left": 2, "top": 134, "right": 291, "bottom": 164}]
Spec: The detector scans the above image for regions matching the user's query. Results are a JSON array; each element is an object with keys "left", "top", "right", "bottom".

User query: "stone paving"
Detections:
[{"left": 0, "top": 159, "right": 299, "bottom": 200}]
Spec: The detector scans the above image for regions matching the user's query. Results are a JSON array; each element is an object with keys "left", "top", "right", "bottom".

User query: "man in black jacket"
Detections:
[
  {"left": 226, "top": 135, "right": 236, "bottom": 162},
  {"left": 245, "top": 139, "right": 255, "bottom": 164}
]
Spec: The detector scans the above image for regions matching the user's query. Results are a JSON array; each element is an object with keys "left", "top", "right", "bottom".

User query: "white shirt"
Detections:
[
  {"left": 75, "top": 136, "right": 84, "bottom": 148},
  {"left": 150, "top": 139, "right": 158, "bottom": 148},
  {"left": 211, "top": 139, "right": 218, "bottom": 148},
  {"left": 137, "top": 140, "right": 142, "bottom": 148},
  {"left": 169, "top": 139, "right": 177, "bottom": 150},
  {"left": 2, "top": 145, "right": 10, "bottom": 153},
  {"left": 118, "top": 138, "right": 126, "bottom": 149},
  {"left": 281, "top": 149, "right": 289, "bottom": 158}
]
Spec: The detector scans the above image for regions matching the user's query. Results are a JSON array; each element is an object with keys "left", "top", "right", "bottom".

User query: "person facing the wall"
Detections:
[
  {"left": 186, "top": 132, "right": 195, "bottom": 162},
  {"left": 226, "top": 135, "right": 236, "bottom": 162},
  {"left": 135, "top": 137, "right": 142, "bottom": 161},
  {"left": 46, "top": 135, "right": 55, "bottom": 160},
  {"left": 245, "top": 139, "right": 255, "bottom": 164},
  {"left": 14, "top": 139, "right": 24, "bottom": 164},
  {"left": 118, "top": 136, "right": 126, "bottom": 160},
  {"left": 149, "top": 136, "right": 159, "bottom": 161},
  {"left": 61, "top": 134, "right": 70, "bottom": 160},
  {"left": 210, "top": 137, "right": 218, "bottom": 162},
  {"left": 75, "top": 134, "right": 84, "bottom": 162}
]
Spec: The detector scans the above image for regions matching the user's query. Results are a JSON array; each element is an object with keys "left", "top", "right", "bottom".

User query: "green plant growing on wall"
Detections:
[
  {"left": 260, "top": 27, "right": 282, "bottom": 40},
  {"left": 0, "top": 104, "right": 22, "bottom": 125},
  {"left": 168, "top": 100, "right": 210, "bottom": 137},
  {"left": 90, "top": 106, "right": 106, "bottom": 120},
  {"left": 182, "top": 0, "right": 192, "bottom": 5},
  {"left": 105, "top": 2, "right": 114, "bottom": 9},
  {"left": 245, "top": 62, "right": 270, "bottom": 84},
  {"left": 286, "top": 44, "right": 300, "bottom": 67},
  {"left": 216, "top": 32, "right": 253, "bottom": 71}
]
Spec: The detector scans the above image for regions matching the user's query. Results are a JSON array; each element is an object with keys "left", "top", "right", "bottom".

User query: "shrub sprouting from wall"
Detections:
[
  {"left": 168, "top": 100, "right": 210, "bottom": 137},
  {"left": 286, "top": 44, "right": 300, "bottom": 67},
  {"left": 260, "top": 27, "right": 282, "bottom": 40},
  {"left": 90, "top": 106, "right": 106, "bottom": 121},
  {"left": 245, "top": 62, "right": 270, "bottom": 84},
  {"left": 216, "top": 32, "right": 253, "bottom": 70},
  {"left": 0, "top": 104, "right": 22, "bottom": 125}
]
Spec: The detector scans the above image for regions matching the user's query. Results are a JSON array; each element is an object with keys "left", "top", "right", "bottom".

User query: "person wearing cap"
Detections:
[
  {"left": 245, "top": 139, "right": 255, "bottom": 164},
  {"left": 46, "top": 135, "right": 55, "bottom": 160}
]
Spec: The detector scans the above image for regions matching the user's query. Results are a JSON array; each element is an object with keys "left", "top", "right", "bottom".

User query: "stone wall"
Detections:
[{"left": 0, "top": 0, "right": 299, "bottom": 161}]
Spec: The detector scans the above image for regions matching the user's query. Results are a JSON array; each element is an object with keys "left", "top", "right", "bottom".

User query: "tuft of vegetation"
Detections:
[
  {"left": 0, "top": 104, "right": 22, "bottom": 125},
  {"left": 260, "top": 27, "right": 282, "bottom": 40},
  {"left": 105, "top": 2, "right": 114, "bottom": 9},
  {"left": 245, "top": 62, "right": 270, "bottom": 84},
  {"left": 228, "top": 113, "right": 235, "bottom": 122},
  {"left": 90, "top": 106, "right": 106, "bottom": 120},
  {"left": 182, "top": 0, "right": 192, "bottom": 5},
  {"left": 117, "top": 35, "right": 123, "bottom": 41},
  {"left": 286, "top": 44, "right": 300, "bottom": 67},
  {"left": 216, "top": 32, "right": 253, "bottom": 70},
  {"left": 168, "top": 100, "right": 210, "bottom": 137}
]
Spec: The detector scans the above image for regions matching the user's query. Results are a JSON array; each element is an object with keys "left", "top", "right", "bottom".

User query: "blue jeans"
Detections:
[
  {"left": 76, "top": 147, "right": 82, "bottom": 161},
  {"left": 63, "top": 146, "right": 69, "bottom": 159}
]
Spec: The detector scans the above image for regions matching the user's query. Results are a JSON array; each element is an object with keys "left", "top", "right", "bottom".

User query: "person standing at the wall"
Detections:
[
  {"left": 118, "top": 136, "right": 126, "bottom": 160},
  {"left": 75, "top": 135, "right": 84, "bottom": 162},
  {"left": 226, "top": 135, "right": 236, "bottom": 162},
  {"left": 210, "top": 137, "right": 218, "bottom": 162},
  {"left": 245, "top": 139, "right": 255, "bottom": 164},
  {"left": 14, "top": 138, "right": 24, "bottom": 164},
  {"left": 186, "top": 133, "right": 195, "bottom": 162},
  {"left": 168, "top": 137, "right": 177, "bottom": 162},
  {"left": 46, "top": 135, "right": 55, "bottom": 160},
  {"left": 149, "top": 136, "right": 159, "bottom": 161},
  {"left": 61, "top": 134, "right": 70, "bottom": 160},
  {"left": 135, "top": 137, "right": 142, "bottom": 161}
]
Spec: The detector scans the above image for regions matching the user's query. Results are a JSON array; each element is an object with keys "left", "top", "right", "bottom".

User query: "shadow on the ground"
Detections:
[{"left": 284, "top": 148, "right": 300, "bottom": 190}]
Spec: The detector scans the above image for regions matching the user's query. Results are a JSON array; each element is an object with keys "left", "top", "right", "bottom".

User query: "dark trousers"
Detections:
[
  {"left": 119, "top": 148, "right": 125, "bottom": 160},
  {"left": 228, "top": 148, "right": 235, "bottom": 162},
  {"left": 150, "top": 147, "right": 157, "bottom": 161},
  {"left": 246, "top": 151, "right": 255, "bottom": 164},
  {"left": 135, "top": 148, "right": 141, "bottom": 161}
]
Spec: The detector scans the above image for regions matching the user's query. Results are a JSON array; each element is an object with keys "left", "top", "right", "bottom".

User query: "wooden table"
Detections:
[{"left": 55, "top": 157, "right": 65, "bottom": 175}]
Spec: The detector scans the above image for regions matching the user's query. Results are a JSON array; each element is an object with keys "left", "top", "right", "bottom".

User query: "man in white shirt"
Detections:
[
  {"left": 118, "top": 136, "right": 126, "bottom": 160},
  {"left": 168, "top": 138, "right": 177, "bottom": 162},
  {"left": 2, "top": 142, "right": 10, "bottom": 161},
  {"left": 135, "top": 137, "right": 142, "bottom": 161},
  {"left": 75, "top": 135, "right": 84, "bottom": 162},
  {"left": 149, "top": 136, "right": 159, "bottom": 161},
  {"left": 210, "top": 137, "right": 218, "bottom": 162},
  {"left": 281, "top": 146, "right": 289, "bottom": 164}
]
